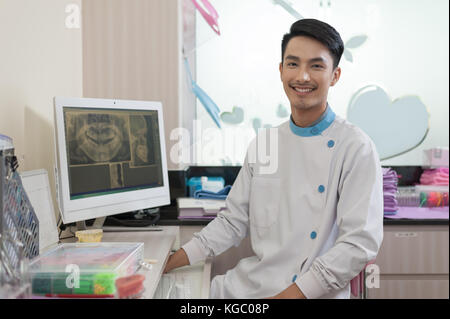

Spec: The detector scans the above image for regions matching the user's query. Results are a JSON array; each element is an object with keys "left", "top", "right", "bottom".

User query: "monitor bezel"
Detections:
[{"left": 54, "top": 97, "right": 170, "bottom": 224}]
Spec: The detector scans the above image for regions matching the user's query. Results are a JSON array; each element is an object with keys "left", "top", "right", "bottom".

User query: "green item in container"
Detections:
[
  {"left": 73, "top": 274, "right": 95, "bottom": 294},
  {"left": 93, "top": 272, "right": 117, "bottom": 295},
  {"left": 31, "top": 274, "right": 52, "bottom": 295},
  {"left": 420, "top": 192, "right": 427, "bottom": 207}
]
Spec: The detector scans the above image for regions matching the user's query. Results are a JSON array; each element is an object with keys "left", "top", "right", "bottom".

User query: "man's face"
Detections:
[{"left": 280, "top": 36, "right": 341, "bottom": 112}]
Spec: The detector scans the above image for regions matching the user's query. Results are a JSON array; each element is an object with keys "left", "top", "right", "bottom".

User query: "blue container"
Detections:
[{"left": 187, "top": 176, "right": 225, "bottom": 197}]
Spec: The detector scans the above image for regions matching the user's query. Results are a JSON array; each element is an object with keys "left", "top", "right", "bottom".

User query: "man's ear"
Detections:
[{"left": 331, "top": 67, "right": 341, "bottom": 87}]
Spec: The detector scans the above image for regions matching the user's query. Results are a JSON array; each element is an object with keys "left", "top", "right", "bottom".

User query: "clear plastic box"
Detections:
[
  {"left": 397, "top": 186, "right": 449, "bottom": 207},
  {"left": 29, "top": 242, "right": 143, "bottom": 296},
  {"left": 416, "top": 185, "right": 449, "bottom": 207},
  {"left": 397, "top": 186, "right": 420, "bottom": 207}
]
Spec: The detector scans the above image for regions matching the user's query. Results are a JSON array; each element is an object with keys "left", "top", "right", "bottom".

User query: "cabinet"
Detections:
[{"left": 367, "top": 224, "right": 449, "bottom": 299}]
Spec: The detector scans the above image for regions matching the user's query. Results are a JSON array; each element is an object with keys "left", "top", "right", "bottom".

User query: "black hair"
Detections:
[{"left": 281, "top": 19, "right": 344, "bottom": 69}]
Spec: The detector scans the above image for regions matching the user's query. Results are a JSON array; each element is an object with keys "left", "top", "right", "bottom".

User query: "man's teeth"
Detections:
[{"left": 294, "top": 88, "right": 313, "bottom": 93}]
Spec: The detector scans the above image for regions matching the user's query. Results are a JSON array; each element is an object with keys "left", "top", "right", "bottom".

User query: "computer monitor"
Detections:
[{"left": 53, "top": 97, "right": 170, "bottom": 225}]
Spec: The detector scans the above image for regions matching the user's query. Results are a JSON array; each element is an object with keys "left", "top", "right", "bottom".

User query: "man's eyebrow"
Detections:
[
  {"left": 309, "top": 57, "right": 327, "bottom": 64},
  {"left": 285, "top": 56, "right": 327, "bottom": 63},
  {"left": 285, "top": 55, "right": 300, "bottom": 61}
]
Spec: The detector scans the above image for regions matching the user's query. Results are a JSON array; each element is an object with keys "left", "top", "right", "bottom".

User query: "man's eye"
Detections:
[
  {"left": 312, "top": 64, "right": 324, "bottom": 69},
  {"left": 287, "top": 62, "right": 297, "bottom": 67}
]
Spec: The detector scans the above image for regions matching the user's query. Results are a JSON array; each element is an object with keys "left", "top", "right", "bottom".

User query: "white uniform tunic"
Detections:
[{"left": 182, "top": 106, "right": 384, "bottom": 299}]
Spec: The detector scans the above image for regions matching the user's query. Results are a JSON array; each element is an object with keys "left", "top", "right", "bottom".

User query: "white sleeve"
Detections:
[
  {"left": 182, "top": 154, "right": 253, "bottom": 265},
  {"left": 296, "top": 138, "right": 384, "bottom": 299}
]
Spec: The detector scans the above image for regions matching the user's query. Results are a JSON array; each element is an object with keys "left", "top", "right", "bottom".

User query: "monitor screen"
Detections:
[
  {"left": 54, "top": 97, "right": 170, "bottom": 224},
  {"left": 64, "top": 107, "right": 164, "bottom": 199}
]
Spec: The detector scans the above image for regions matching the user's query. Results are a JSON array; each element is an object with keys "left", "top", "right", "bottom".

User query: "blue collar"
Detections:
[{"left": 289, "top": 105, "right": 336, "bottom": 137}]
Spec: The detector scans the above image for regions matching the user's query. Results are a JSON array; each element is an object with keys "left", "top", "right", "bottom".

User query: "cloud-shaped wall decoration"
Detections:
[{"left": 347, "top": 85, "right": 429, "bottom": 160}]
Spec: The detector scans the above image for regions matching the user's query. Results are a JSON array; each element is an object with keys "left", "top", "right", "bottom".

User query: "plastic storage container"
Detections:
[
  {"left": 415, "top": 185, "right": 449, "bottom": 207},
  {"left": 397, "top": 186, "right": 449, "bottom": 207},
  {"left": 29, "top": 242, "right": 143, "bottom": 296},
  {"left": 397, "top": 186, "right": 420, "bottom": 207}
]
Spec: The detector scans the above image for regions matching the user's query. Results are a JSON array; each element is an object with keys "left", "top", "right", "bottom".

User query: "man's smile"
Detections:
[{"left": 290, "top": 85, "right": 316, "bottom": 96}]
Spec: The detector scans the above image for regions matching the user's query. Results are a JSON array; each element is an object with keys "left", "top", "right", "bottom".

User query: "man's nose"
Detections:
[{"left": 296, "top": 67, "right": 311, "bottom": 82}]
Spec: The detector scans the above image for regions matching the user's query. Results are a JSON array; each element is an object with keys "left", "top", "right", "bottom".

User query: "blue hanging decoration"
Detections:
[{"left": 184, "top": 58, "right": 222, "bottom": 128}]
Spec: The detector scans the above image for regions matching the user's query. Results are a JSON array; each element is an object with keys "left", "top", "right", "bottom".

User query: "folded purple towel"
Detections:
[{"left": 383, "top": 168, "right": 399, "bottom": 214}]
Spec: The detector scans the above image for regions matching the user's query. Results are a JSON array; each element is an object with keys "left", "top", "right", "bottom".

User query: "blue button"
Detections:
[
  {"left": 310, "top": 231, "right": 317, "bottom": 239},
  {"left": 311, "top": 128, "right": 319, "bottom": 135},
  {"left": 318, "top": 185, "right": 325, "bottom": 193},
  {"left": 328, "top": 140, "right": 335, "bottom": 148}
]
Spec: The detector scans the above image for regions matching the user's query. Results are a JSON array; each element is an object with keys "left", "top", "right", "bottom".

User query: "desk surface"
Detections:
[
  {"left": 102, "top": 226, "right": 177, "bottom": 298},
  {"left": 61, "top": 226, "right": 211, "bottom": 299}
]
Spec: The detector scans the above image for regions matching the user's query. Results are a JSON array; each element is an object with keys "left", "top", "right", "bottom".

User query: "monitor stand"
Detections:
[
  {"left": 75, "top": 210, "right": 163, "bottom": 233},
  {"left": 75, "top": 216, "right": 106, "bottom": 231}
]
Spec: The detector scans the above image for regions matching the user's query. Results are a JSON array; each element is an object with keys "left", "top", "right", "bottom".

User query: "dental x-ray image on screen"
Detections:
[
  {"left": 63, "top": 108, "right": 163, "bottom": 199},
  {"left": 66, "top": 112, "right": 131, "bottom": 164}
]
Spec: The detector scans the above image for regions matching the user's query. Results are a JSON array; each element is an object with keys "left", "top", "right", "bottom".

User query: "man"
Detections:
[{"left": 164, "top": 19, "right": 383, "bottom": 299}]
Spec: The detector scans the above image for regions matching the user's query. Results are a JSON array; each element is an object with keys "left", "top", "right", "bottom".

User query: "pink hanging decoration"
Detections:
[{"left": 191, "top": 0, "right": 221, "bottom": 36}]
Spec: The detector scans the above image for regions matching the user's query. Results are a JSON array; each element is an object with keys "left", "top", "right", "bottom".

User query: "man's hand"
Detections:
[
  {"left": 163, "top": 248, "right": 190, "bottom": 274},
  {"left": 266, "top": 283, "right": 307, "bottom": 299}
]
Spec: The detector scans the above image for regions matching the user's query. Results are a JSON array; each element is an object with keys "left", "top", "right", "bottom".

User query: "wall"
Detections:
[
  {"left": 1, "top": 0, "right": 185, "bottom": 220},
  {"left": 0, "top": 0, "right": 83, "bottom": 213},
  {"left": 82, "top": 0, "right": 183, "bottom": 170}
]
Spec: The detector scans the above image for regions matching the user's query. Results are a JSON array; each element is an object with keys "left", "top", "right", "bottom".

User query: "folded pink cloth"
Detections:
[
  {"left": 420, "top": 167, "right": 449, "bottom": 186},
  {"left": 350, "top": 260, "right": 376, "bottom": 298}
]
